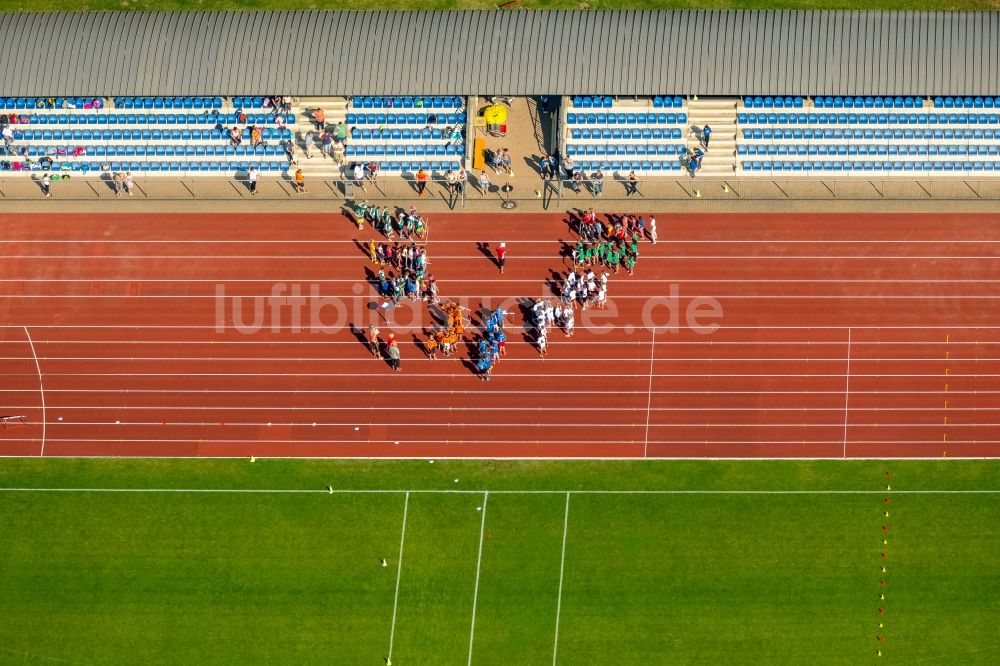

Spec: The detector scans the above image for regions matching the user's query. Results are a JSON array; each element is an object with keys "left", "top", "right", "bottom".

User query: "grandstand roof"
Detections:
[{"left": 2, "top": 11, "right": 999, "bottom": 97}]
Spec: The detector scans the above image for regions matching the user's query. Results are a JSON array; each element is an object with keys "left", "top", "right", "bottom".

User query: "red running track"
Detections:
[{"left": 1, "top": 211, "right": 999, "bottom": 459}]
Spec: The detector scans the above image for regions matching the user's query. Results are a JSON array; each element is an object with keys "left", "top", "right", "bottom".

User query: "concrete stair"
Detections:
[
  {"left": 292, "top": 97, "right": 349, "bottom": 177},
  {"left": 685, "top": 98, "right": 737, "bottom": 177}
]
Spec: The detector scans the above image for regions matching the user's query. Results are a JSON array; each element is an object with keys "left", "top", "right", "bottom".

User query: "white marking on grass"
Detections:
[
  {"left": 387, "top": 491, "right": 410, "bottom": 664},
  {"left": 843, "top": 327, "right": 852, "bottom": 459},
  {"left": 23, "top": 326, "right": 46, "bottom": 456},
  {"left": 467, "top": 490, "right": 489, "bottom": 666},
  {"left": 552, "top": 492, "right": 571, "bottom": 666},
  {"left": 0, "top": 488, "right": 998, "bottom": 495}
]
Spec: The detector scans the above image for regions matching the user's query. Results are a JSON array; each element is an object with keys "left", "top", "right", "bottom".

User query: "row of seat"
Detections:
[
  {"left": 571, "top": 96, "right": 686, "bottom": 108},
  {"left": 739, "top": 143, "right": 1000, "bottom": 157},
  {"left": 570, "top": 127, "right": 685, "bottom": 141},
  {"left": 566, "top": 112, "right": 688, "bottom": 125},
  {"left": 351, "top": 96, "right": 463, "bottom": 110},
  {"left": 557, "top": 161, "right": 684, "bottom": 173},
  {"left": 811, "top": 96, "right": 924, "bottom": 109},
  {"left": 12, "top": 128, "right": 291, "bottom": 142},
  {"left": 739, "top": 112, "right": 1000, "bottom": 126},
  {"left": 3, "top": 160, "right": 289, "bottom": 173},
  {"left": 742, "top": 96, "right": 806, "bottom": 108},
  {"left": 564, "top": 143, "right": 687, "bottom": 157},
  {"left": 2, "top": 97, "right": 106, "bottom": 110},
  {"left": 340, "top": 160, "right": 462, "bottom": 174},
  {"left": 741, "top": 160, "right": 1000, "bottom": 172},
  {"left": 350, "top": 127, "right": 458, "bottom": 141},
  {"left": 9, "top": 112, "right": 293, "bottom": 127},
  {"left": 112, "top": 97, "right": 239, "bottom": 109},
  {"left": 933, "top": 96, "right": 1000, "bottom": 108},
  {"left": 345, "top": 112, "right": 466, "bottom": 126},
  {"left": 344, "top": 144, "right": 463, "bottom": 158},
  {"left": 19, "top": 144, "right": 287, "bottom": 158},
  {"left": 741, "top": 127, "right": 1000, "bottom": 141}
]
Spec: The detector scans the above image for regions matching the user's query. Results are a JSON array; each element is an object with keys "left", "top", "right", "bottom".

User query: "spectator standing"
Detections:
[
  {"left": 40, "top": 173, "right": 51, "bottom": 198},
  {"left": 304, "top": 131, "right": 315, "bottom": 159},
  {"left": 457, "top": 168, "right": 468, "bottom": 198},
  {"left": 562, "top": 155, "right": 575, "bottom": 180},
  {"left": 702, "top": 124, "right": 712, "bottom": 149},
  {"left": 331, "top": 139, "right": 345, "bottom": 165},
  {"left": 387, "top": 341, "right": 401, "bottom": 371},
  {"left": 571, "top": 170, "right": 584, "bottom": 195},
  {"left": 248, "top": 166, "right": 259, "bottom": 196},
  {"left": 283, "top": 139, "right": 297, "bottom": 166},
  {"left": 320, "top": 130, "right": 332, "bottom": 158},
  {"left": 500, "top": 149, "right": 513, "bottom": 176},
  {"left": 479, "top": 170, "right": 491, "bottom": 197},
  {"left": 625, "top": 170, "right": 639, "bottom": 196},
  {"left": 592, "top": 167, "right": 604, "bottom": 197},
  {"left": 113, "top": 171, "right": 124, "bottom": 198},
  {"left": 353, "top": 162, "right": 366, "bottom": 192},
  {"left": 445, "top": 169, "right": 458, "bottom": 195},
  {"left": 293, "top": 168, "right": 306, "bottom": 193},
  {"left": 313, "top": 107, "right": 326, "bottom": 131},
  {"left": 366, "top": 161, "right": 379, "bottom": 186},
  {"left": 496, "top": 242, "right": 507, "bottom": 275},
  {"left": 124, "top": 172, "right": 135, "bottom": 196},
  {"left": 649, "top": 215, "right": 658, "bottom": 244}
]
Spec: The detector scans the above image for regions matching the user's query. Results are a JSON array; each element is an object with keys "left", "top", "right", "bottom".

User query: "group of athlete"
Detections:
[
  {"left": 472, "top": 307, "right": 510, "bottom": 381},
  {"left": 424, "top": 302, "right": 467, "bottom": 360}
]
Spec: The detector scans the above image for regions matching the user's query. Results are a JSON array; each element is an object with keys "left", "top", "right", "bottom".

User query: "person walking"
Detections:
[
  {"left": 293, "top": 168, "right": 306, "bottom": 193},
  {"left": 496, "top": 242, "right": 507, "bottom": 275},
  {"left": 124, "top": 171, "right": 135, "bottom": 196},
  {"left": 367, "top": 324, "right": 381, "bottom": 358},
  {"left": 248, "top": 166, "right": 259, "bottom": 196},
  {"left": 415, "top": 168, "right": 428, "bottom": 197},
  {"left": 649, "top": 215, "right": 658, "bottom": 244},
  {"left": 702, "top": 124, "right": 712, "bottom": 149},
  {"left": 40, "top": 173, "right": 51, "bottom": 198},
  {"left": 387, "top": 341, "right": 401, "bottom": 371},
  {"left": 313, "top": 107, "right": 326, "bottom": 131}
]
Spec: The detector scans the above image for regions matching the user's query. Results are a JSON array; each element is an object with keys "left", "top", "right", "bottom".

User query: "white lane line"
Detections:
[
  {"left": 6, "top": 295, "right": 1000, "bottom": 300},
  {"left": 7, "top": 357, "right": 1000, "bottom": 363},
  {"left": 33, "top": 420, "right": 1000, "bottom": 429},
  {"left": 2, "top": 437, "right": 999, "bottom": 446},
  {"left": 15, "top": 372, "right": 1000, "bottom": 378},
  {"left": 643, "top": 327, "right": 657, "bottom": 458},
  {"left": 5, "top": 389, "right": 999, "bottom": 396},
  {"left": 3, "top": 324, "right": 1000, "bottom": 329},
  {"left": 9, "top": 340, "right": 1000, "bottom": 346},
  {"left": 467, "top": 491, "right": 489, "bottom": 666},
  {"left": 3, "top": 254, "right": 998, "bottom": 260},
  {"left": 6, "top": 239, "right": 1000, "bottom": 244},
  {"left": 843, "top": 328, "right": 852, "bottom": 459},
  {"left": 387, "top": 491, "right": 410, "bottom": 665},
  {"left": 23, "top": 326, "right": 46, "bottom": 456},
  {"left": 4, "top": 278, "right": 1000, "bottom": 283},
  {"left": 0, "top": 488, "right": 998, "bottom": 496},
  {"left": 30, "top": 405, "right": 1000, "bottom": 413},
  {"left": 552, "top": 492, "right": 571, "bottom": 666}
]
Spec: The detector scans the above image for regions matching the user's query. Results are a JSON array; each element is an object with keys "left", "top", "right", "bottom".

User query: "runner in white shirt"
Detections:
[
  {"left": 564, "top": 308, "right": 575, "bottom": 337},
  {"left": 648, "top": 216, "right": 658, "bottom": 244},
  {"left": 537, "top": 327, "right": 548, "bottom": 357}
]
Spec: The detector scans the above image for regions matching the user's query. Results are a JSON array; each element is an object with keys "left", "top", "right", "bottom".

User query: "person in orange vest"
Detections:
[
  {"left": 415, "top": 168, "right": 428, "bottom": 197},
  {"left": 293, "top": 168, "right": 306, "bottom": 193},
  {"left": 313, "top": 107, "right": 325, "bottom": 130}
]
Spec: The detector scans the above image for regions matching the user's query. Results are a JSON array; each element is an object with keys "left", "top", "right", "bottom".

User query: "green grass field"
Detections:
[
  {"left": 1, "top": 2, "right": 997, "bottom": 12},
  {"left": 1, "top": 459, "right": 998, "bottom": 664}
]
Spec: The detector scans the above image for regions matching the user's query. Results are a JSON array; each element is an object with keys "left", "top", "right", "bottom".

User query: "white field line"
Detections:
[
  {"left": 552, "top": 492, "right": 571, "bottom": 666},
  {"left": 387, "top": 491, "right": 410, "bottom": 665},
  {"left": 843, "top": 327, "right": 852, "bottom": 459},
  {"left": 22, "top": 326, "right": 46, "bottom": 456},
  {"left": 0, "top": 488, "right": 997, "bottom": 496},
  {"left": 467, "top": 491, "right": 489, "bottom": 666}
]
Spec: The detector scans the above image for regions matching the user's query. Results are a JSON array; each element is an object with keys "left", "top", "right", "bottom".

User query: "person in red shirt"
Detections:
[{"left": 496, "top": 242, "right": 506, "bottom": 275}]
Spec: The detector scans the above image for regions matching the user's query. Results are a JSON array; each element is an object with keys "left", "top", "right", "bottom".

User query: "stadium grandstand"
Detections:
[{"left": 1, "top": 10, "right": 1000, "bottom": 181}]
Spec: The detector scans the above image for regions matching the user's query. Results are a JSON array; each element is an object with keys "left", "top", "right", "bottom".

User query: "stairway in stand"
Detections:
[
  {"left": 684, "top": 98, "right": 737, "bottom": 177},
  {"left": 292, "top": 97, "right": 348, "bottom": 178}
]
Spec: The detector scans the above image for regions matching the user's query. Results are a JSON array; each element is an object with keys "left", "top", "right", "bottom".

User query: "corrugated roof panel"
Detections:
[{"left": 1, "top": 11, "right": 999, "bottom": 98}]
